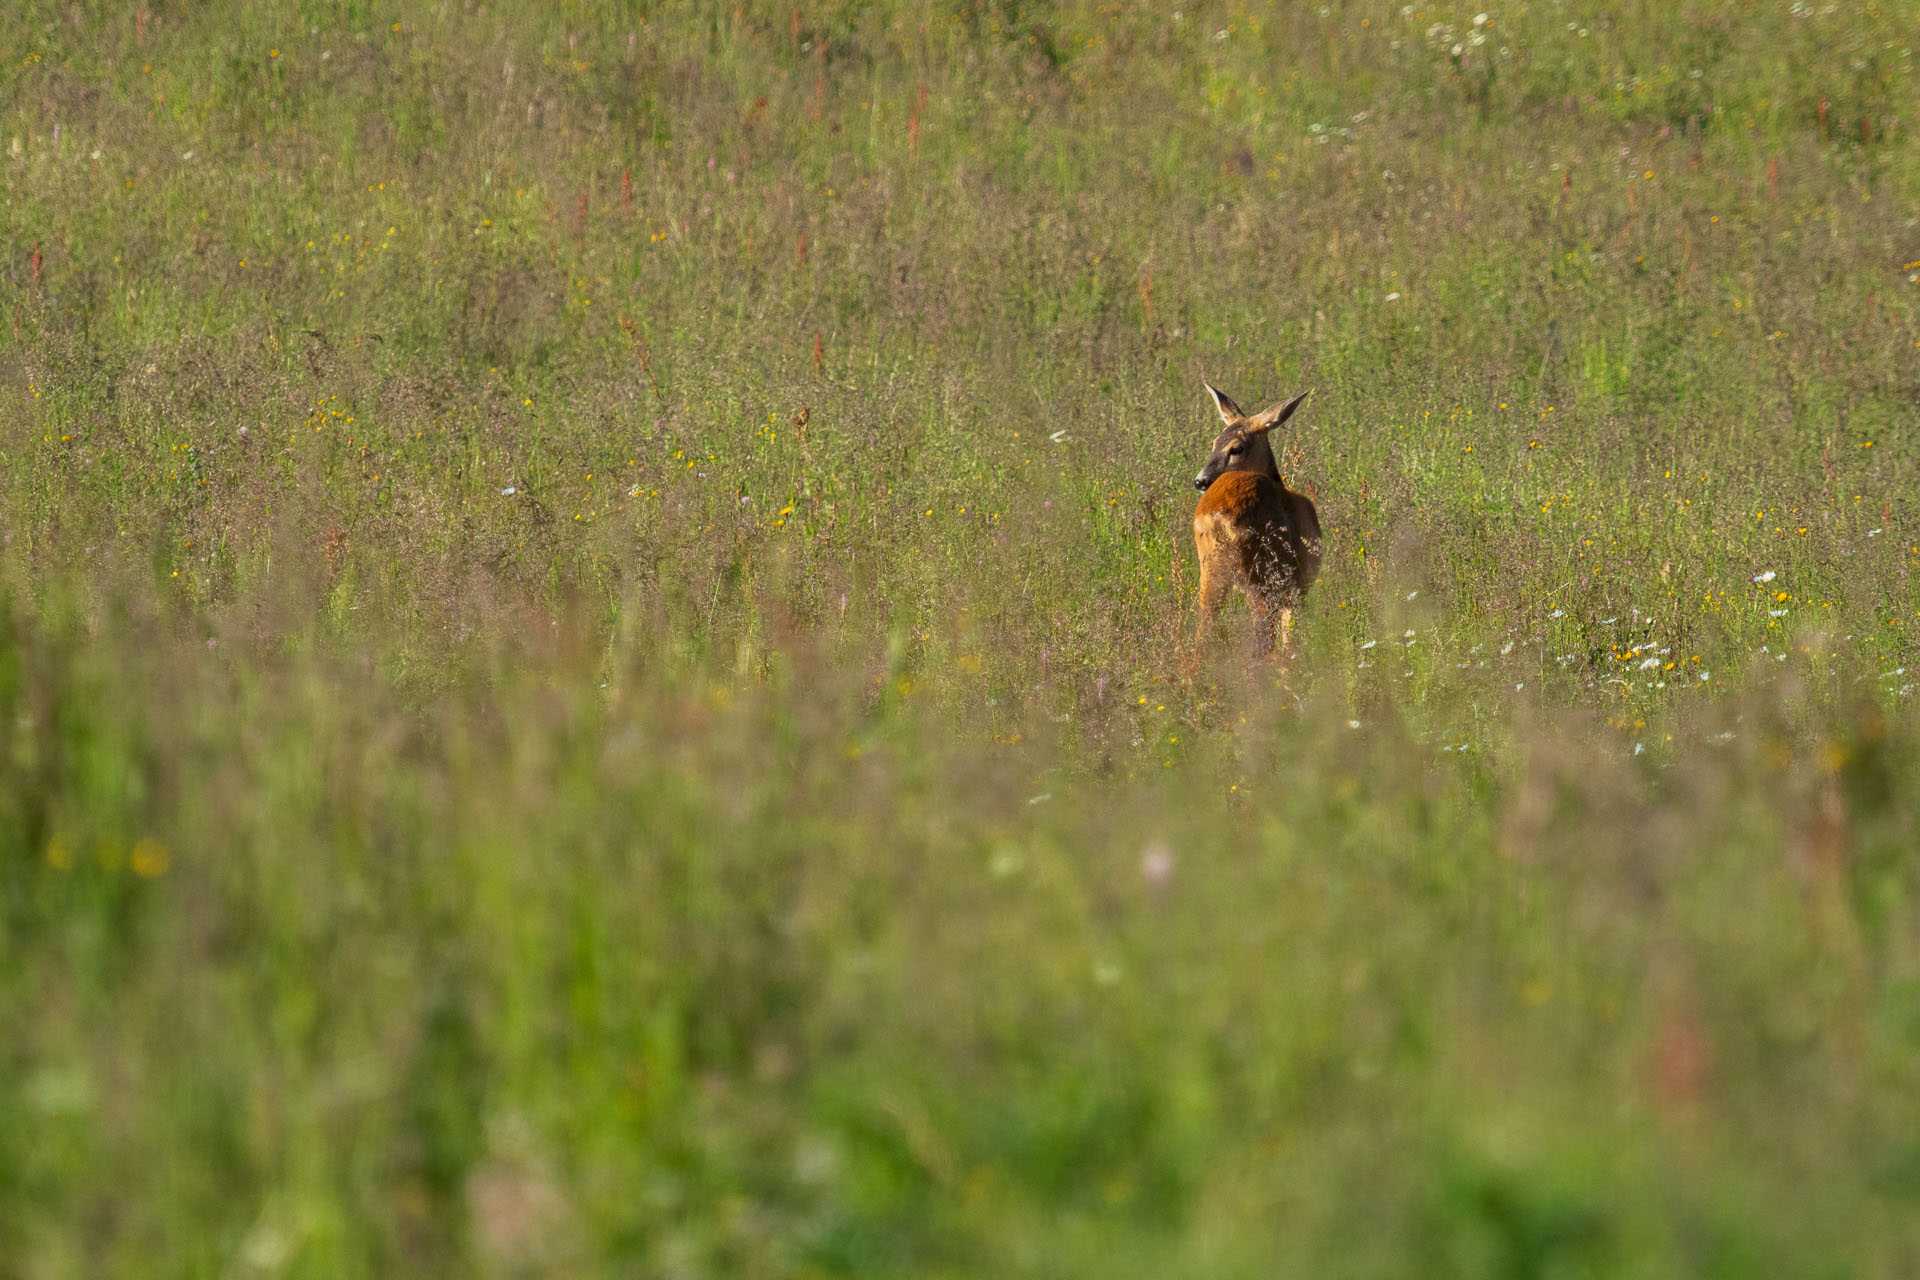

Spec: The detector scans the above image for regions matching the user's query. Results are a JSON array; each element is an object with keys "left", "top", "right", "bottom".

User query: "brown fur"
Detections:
[{"left": 1191, "top": 384, "right": 1322, "bottom": 655}]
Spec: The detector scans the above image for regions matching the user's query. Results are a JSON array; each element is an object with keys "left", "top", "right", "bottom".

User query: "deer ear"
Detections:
[
  {"left": 1244, "top": 389, "right": 1310, "bottom": 435},
  {"left": 1204, "top": 383, "right": 1246, "bottom": 425}
]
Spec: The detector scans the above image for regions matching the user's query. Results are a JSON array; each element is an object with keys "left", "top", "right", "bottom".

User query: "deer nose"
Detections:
[{"left": 1193, "top": 474, "right": 1209, "bottom": 491}]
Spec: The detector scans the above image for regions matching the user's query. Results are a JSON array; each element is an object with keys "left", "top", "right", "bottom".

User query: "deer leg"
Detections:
[
  {"left": 1249, "top": 592, "right": 1279, "bottom": 655},
  {"left": 1276, "top": 604, "right": 1295, "bottom": 658},
  {"left": 1193, "top": 560, "right": 1227, "bottom": 650}
]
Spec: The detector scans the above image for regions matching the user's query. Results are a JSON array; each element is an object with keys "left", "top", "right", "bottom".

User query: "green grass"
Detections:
[{"left": 5, "top": 0, "right": 1920, "bottom": 1274}]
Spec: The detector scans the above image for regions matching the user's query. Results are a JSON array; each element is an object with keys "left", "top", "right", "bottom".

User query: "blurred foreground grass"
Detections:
[{"left": 5, "top": 0, "right": 1920, "bottom": 1274}]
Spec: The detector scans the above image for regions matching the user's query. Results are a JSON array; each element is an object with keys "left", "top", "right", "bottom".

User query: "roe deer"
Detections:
[{"left": 1190, "top": 383, "right": 1322, "bottom": 656}]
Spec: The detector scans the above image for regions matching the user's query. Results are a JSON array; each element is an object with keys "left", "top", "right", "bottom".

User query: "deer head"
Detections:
[{"left": 1193, "top": 384, "right": 1310, "bottom": 491}]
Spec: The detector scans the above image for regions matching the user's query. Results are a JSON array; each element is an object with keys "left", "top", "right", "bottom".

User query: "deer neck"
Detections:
[{"left": 1246, "top": 434, "right": 1282, "bottom": 483}]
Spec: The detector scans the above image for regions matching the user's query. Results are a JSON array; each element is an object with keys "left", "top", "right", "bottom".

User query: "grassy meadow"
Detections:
[{"left": 6, "top": 0, "right": 1920, "bottom": 1273}]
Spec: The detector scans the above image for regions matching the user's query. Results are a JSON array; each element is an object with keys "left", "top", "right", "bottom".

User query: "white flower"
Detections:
[
  {"left": 1751, "top": 570, "right": 1776, "bottom": 582},
  {"left": 1141, "top": 843, "right": 1175, "bottom": 890}
]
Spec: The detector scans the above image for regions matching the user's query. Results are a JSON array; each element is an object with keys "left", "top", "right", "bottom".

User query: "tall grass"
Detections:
[{"left": 4, "top": 1, "right": 1920, "bottom": 1275}]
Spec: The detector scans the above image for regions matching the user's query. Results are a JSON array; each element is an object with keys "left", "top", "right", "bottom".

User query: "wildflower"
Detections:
[
  {"left": 1141, "top": 843, "right": 1175, "bottom": 891},
  {"left": 129, "top": 838, "right": 169, "bottom": 878}
]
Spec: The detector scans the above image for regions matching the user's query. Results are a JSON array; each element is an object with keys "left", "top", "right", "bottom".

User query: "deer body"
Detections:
[{"left": 1191, "top": 384, "right": 1321, "bottom": 655}]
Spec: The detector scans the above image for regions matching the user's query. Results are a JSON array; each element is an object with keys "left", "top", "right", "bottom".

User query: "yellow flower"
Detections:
[{"left": 130, "top": 838, "right": 170, "bottom": 878}]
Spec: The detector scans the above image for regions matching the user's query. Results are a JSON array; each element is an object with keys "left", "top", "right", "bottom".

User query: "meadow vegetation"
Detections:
[{"left": 5, "top": 0, "right": 1920, "bottom": 1274}]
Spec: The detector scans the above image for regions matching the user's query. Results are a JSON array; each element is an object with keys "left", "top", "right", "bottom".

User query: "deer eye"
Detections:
[{"left": 1227, "top": 444, "right": 1243, "bottom": 456}]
